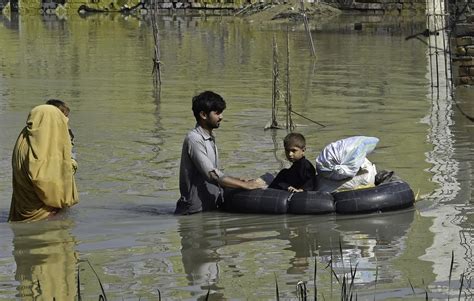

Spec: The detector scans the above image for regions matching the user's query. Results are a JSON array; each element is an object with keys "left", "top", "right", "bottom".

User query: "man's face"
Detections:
[
  {"left": 284, "top": 145, "right": 305, "bottom": 162},
  {"left": 204, "top": 111, "right": 223, "bottom": 129}
]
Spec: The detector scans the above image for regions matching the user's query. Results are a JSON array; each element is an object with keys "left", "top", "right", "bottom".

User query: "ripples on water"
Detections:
[{"left": 0, "top": 13, "right": 472, "bottom": 299}]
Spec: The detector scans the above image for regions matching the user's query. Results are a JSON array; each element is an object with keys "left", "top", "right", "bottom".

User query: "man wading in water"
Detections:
[{"left": 175, "top": 91, "right": 266, "bottom": 215}]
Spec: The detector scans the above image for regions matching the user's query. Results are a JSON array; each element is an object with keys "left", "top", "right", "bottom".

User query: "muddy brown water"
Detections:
[{"left": 0, "top": 13, "right": 472, "bottom": 300}]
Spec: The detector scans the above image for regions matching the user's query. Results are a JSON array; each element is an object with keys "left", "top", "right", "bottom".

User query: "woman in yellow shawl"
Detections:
[{"left": 8, "top": 104, "right": 79, "bottom": 222}]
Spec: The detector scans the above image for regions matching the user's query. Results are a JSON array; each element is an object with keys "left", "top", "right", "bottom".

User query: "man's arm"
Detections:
[
  {"left": 210, "top": 171, "right": 266, "bottom": 190},
  {"left": 186, "top": 134, "right": 266, "bottom": 190}
]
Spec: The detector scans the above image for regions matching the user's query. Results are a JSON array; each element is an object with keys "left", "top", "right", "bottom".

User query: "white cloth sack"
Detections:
[
  {"left": 316, "top": 158, "right": 377, "bottom": 192},
  {"left": 316, "top": 136, "right": 379, "bottom": 180}
]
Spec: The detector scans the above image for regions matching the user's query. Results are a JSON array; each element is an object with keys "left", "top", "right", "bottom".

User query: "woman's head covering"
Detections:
[{"left": 9, "top": 105, "right": 79, "bottom": 222}]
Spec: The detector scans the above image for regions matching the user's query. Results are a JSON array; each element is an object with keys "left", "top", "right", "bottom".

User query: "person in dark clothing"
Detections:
[{"left": 269, "top": 133, "right": 316, "bottom": 192}]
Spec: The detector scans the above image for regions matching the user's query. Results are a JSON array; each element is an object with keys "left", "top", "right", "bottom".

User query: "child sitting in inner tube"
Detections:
[{"left": 268, "top": 133, "right": 317, "bottom": 192}]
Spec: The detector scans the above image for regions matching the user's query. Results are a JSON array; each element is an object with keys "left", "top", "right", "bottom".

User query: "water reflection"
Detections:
[
  {"left": 177, "top": 210, "right": 415, "bottom": 298},
  {"left": 333, "top": 209, "right": 416, "bottom": 285},
  {"left": 417, "top": 1, "right": 473, "bottom": 295},
  {"left": 11, "top": 220, "right": 77, "bottom": 300},
  {"left": 270, "top": 129, "right": 285, "bottom": 170},
  {"left": 0, "top": 13, "right": 18, "bottom": 30},
  {"left": 1, "top": 11, "right": 471, "bottom": 298},
  {"left": 178, "top": 214, "right": 224, "bottom": 299},
  {"left": 452, "top": 87, "right": 474, "bottom": 286}
]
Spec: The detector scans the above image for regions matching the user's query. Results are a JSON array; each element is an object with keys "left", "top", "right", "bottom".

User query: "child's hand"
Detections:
[{"left": 288, "top": 186, "right": 303, "bottom": 193}]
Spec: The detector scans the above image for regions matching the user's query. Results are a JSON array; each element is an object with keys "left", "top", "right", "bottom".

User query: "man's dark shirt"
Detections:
[{"left": 269, "top": 157, "right": 316, "bottom": 191}]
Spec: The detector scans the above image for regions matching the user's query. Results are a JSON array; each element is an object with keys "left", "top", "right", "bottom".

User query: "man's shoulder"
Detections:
[
  {"left": 184, "top": 127, "right": 201, "bottom": 140},
  {"left": 185, "top": 126, "right": 212, "bottom": 141}
]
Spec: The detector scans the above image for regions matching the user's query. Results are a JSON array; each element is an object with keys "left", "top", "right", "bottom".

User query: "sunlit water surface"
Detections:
[{"left": 0, "top": 13, "right": 472, "bottom": 300}]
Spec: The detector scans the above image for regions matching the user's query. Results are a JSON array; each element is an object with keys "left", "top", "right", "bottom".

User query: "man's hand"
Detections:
[
  {"left": 288, "top": 186, "right": 303, "bottom": 193},
  {"left": 246, "top": 178, "right": 268, "bottom": 190}
]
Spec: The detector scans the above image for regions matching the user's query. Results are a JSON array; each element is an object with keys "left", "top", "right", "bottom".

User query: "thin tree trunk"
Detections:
[
  {"left": 271, "top": 35, "right": 280, "bottom": 128},
  {"left": 299, "top": 0, "right": 316, "bottom": 57},
  {"left": 151, "top": 0, "right": 162, "bottom": 87},
  {"left": 286, "top": 26, "right": 293, "bottom": 130}
]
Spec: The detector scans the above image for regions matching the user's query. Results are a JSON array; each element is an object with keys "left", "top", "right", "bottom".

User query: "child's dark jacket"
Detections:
[{"left": 269, "top": 157, "right": 316, "bottom": 191}]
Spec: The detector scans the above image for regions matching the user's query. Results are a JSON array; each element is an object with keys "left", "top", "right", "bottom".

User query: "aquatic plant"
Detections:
[{"left": 70, "top": 248, "right": 468, "bottom": 300}]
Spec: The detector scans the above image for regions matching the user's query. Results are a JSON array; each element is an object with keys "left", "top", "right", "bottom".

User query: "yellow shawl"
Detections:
[{"left": 9, "top": 105, "right": 79, "bottom": 222}]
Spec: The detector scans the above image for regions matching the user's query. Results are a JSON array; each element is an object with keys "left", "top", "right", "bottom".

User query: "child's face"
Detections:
[{"left": 284, "top": 145, "right": 305, "bottom": 163}]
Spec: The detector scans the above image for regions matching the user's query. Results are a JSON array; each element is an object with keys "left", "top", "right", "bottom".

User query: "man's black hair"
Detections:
[{"left": 192, "top": 91, "right": 226, "bottom": 122}]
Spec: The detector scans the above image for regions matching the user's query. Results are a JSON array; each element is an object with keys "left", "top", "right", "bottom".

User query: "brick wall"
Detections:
[{"left": 450, "top": 0, "right": 474, "bottom": 85}]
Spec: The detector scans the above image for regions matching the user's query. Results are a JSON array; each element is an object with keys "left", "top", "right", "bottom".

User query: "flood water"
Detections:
[{"left": 0, "top": 12, "right": 472, "bottom": 300}]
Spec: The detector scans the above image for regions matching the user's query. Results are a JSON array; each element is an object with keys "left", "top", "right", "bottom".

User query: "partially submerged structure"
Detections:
[{"left": 0, "top": 0, "right": 427, "bottom": 16}]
